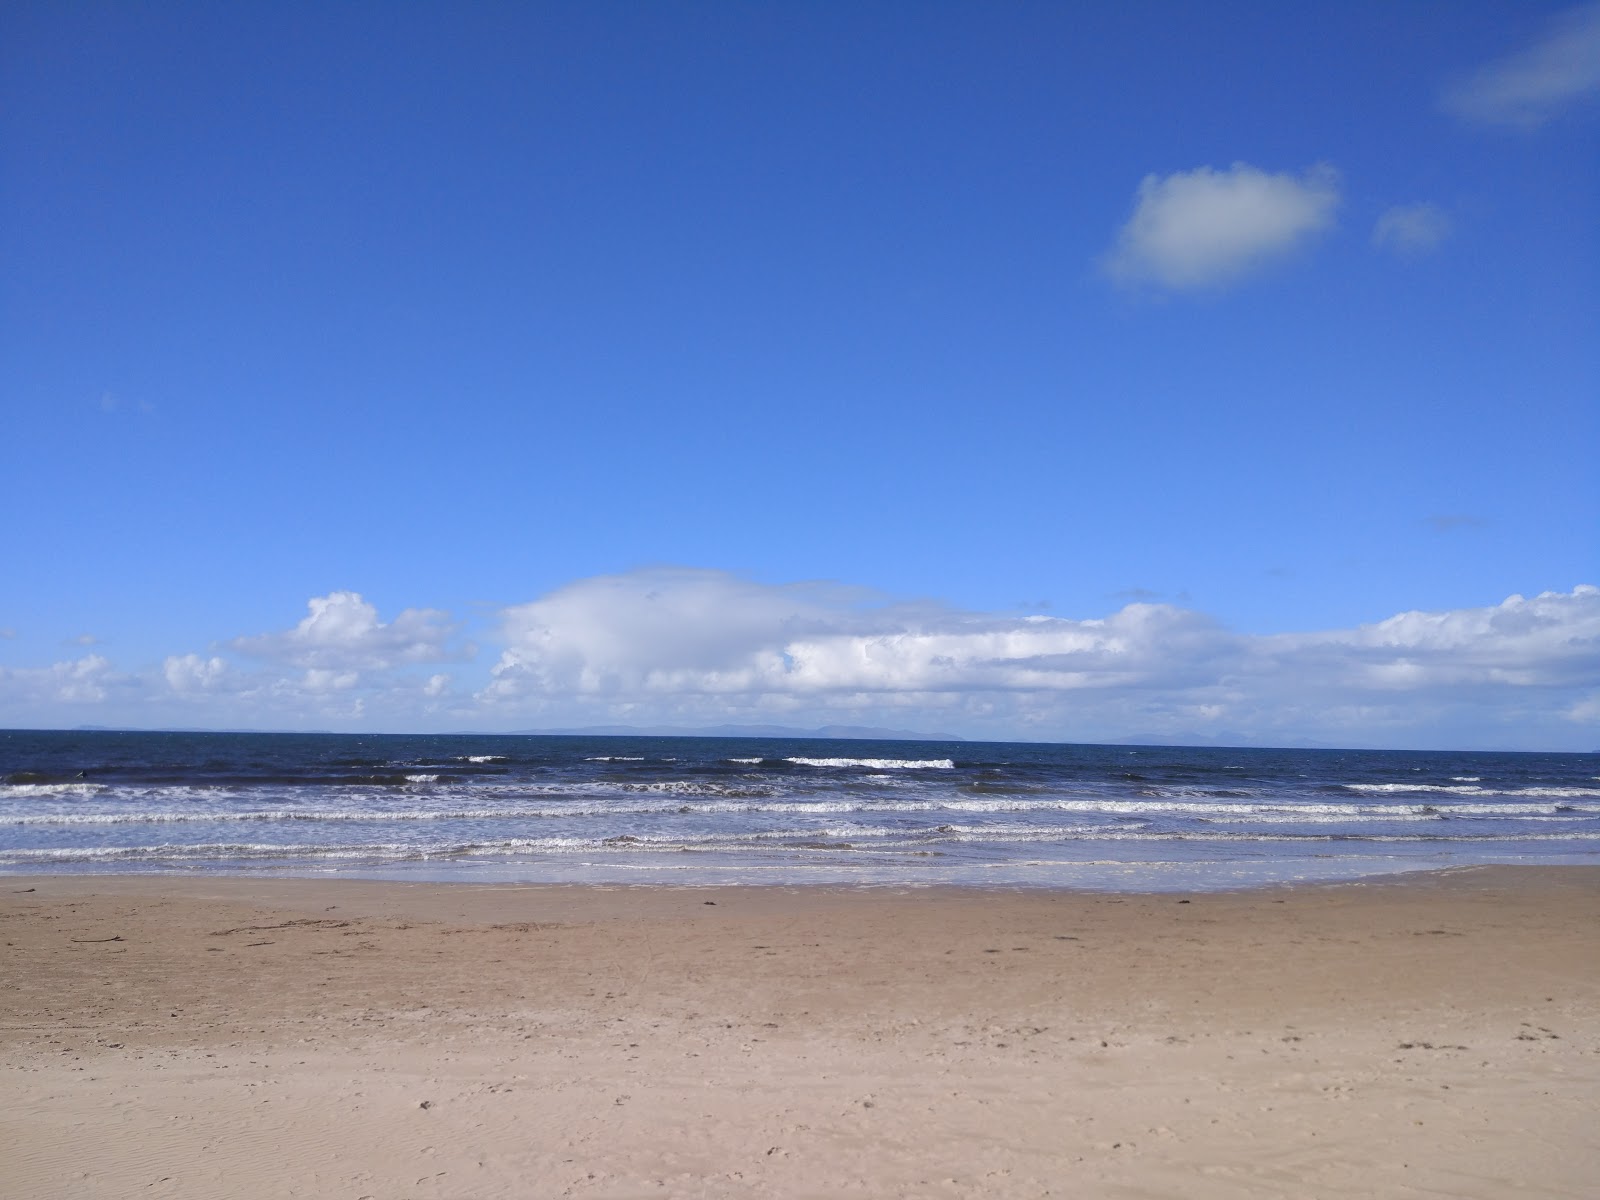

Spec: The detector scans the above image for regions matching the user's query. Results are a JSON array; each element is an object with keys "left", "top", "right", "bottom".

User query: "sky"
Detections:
[{"left": 2, "top": 1, "right": 1597, "bottom": 749}]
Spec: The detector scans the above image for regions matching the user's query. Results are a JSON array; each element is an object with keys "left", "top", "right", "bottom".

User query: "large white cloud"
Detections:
[
  {"left": 1443, "top": 2, "right": 1600, "bottom": 129},
  {"left": 484, "top": 569, "right": 1237, "bottom": 700},
  {"left": 1103, "top": 163, "right": 1340, "bottom": 290},
  {"left": 480, "top": 570, "right": 1599, "bottom": 745}
]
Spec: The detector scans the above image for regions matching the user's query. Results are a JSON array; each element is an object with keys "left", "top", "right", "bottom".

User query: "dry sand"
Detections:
[{"left": 2, "top": 866, "right": 1597, "bottom": 1198}]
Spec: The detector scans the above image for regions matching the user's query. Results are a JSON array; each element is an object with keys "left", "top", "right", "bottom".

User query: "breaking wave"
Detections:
[{"left": 785, "top": 757, "right": 955, "bottom": 770}]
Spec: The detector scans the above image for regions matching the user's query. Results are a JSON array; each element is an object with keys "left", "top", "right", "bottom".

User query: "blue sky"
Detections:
[{"left": 2, "top": 1, "right": 1597, "bottom": 748}]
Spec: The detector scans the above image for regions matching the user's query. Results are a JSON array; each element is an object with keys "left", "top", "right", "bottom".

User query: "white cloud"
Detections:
[
  {"left": 302, "top": 668, "right": 359, "bottom": 693},
  {"left": 484, "top": 569, "right": 885, "bottom": 700},
  {"left": 1104, "top": 163, "right": 1340, "bottom": 290},
  {"left": 1263, "top": 587, "right": 1600, "bottom": 692},
  {"left": 230, "top": 591, "right": 457, "bottom": 671},
  {"left": 0, "top": 654, "right": 123, "bottom": 706},
  {"left": 481, "top": 570, "right": 1599, "bottom": 745},
  {"left": 1443, "top": 2, "right": 1600, "bottom": 128},
  {"left": 163, "top": 654, "right": 228, "bottom": 694},
  {"left": 1373, "top": 203, "right": 1452, "bottom": 256},
  {"left": 485, "top": 577, "right": 1231, "bottom": 700},
  {"left": 4, "top": 576, "right": 1596, "bottom": 747}
]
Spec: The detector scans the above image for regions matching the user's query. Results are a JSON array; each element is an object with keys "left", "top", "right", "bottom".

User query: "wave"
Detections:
[
  {"left": 0, "top": 782, "right": 106, "bottom": 798},
  {"left": 6, "top": 827, "right": 1598, "bottom": 866},
  {"left": 11, "top": 794, "right": 1599, "bottom": 829},
  {"left": 785, "top": 757, "right": 955, "bottom": 770},
  {"left": 1342, "top": 783, "right": 1600, "bottom": 799},
  {"left": 460, "top": 755, "right": 508, "bottom": 763}
]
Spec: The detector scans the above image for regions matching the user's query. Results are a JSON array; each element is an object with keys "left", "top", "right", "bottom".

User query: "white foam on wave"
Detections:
[
  {"left": 1344, "top": 782, "right": 1600, "bottom": 799},
  {"left": 405, "top": 774, "right": 440, "bottom": 784},
  {"left": 786, "top": 757, "right": 955, "bottom": 770},
  {"left": 587, "top": 756, "right": 645, "bottom": 762},
  {"left": 728, "top": 757, "right": 764, "bottom": 764},
  {"left": 11, "top": 825, "right": 1597, "bottom": 866},
  {"left": 17, "top": 793, "right": 1595, "bottom": 829},
  {"left": 617, "top": 779, "right": 774, "bottom": 796},
  {"left": 0, "top": 782, "right": 105, "bottom": 798},
  {"left": 7, "top": 807, "right": 569, "bottom": 826},
  {"left": 463, "top": 755, "right": 508, "bottom": 763},
  {"left": 0, "top": 841, "right": 421, "bottom": 863}
]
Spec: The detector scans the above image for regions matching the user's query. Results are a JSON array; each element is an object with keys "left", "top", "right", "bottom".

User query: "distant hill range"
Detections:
[{"left": 515, "top": 724, "right": 964, "bottom": 742}]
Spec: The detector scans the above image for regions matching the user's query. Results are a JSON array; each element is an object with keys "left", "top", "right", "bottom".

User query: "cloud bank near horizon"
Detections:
[{"left": 2, "top": 570, "right": 1597, "bottom": 750}]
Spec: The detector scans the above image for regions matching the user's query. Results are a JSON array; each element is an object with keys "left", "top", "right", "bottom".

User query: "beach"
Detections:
[{"left": 3, "top": 866, "right": 1597, "bottom": 1198}]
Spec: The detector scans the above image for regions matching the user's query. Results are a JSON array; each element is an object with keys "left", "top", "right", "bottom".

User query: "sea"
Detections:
[{"left": 2, "top": 730, "right": 1597, "bottom": 892}]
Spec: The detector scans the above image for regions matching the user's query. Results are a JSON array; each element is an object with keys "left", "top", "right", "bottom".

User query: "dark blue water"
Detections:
[{"left": 2, "top": 730, "right": 1596, "bottom": 890}]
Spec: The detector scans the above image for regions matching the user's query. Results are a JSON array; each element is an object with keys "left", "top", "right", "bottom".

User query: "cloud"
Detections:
[
  {"left": 483, "top": 569, "right": 888, "bottom": 700},
  {"left": 4, "top": 575, "right": 1596, "bottom": 747},
  {"left": 1263, "top": 587, "right": 1600, "bottom": 692},
  {"left": 481, "top": 570, "right": 1600, "bottom": 745},
  {"left": 230, "top": 591, "right": 458, "bottom": 671},
  {"left": 0, "top": 654, "right": 124, "bottom": 706},
  {"left": 163, "top": 654, "right": 228, "bottom": 694},
  {"left": 1104, "top": 163, "right": 1340, "bottom": 290},
  {"left": 0, "top": 627, "right": 14, "bottom": 640},
  {"left": 1442, "top": 2, "right": 1600, "bottom": 128},
  {"left": 99, "top": 391, "right": 156, "bottom": 416},
  {"left": 1373, "top": 203, "right": 1452, "bottom": 256},
  {"left": 1425, "top": 514, "right": 1489, "bottom": 533}
]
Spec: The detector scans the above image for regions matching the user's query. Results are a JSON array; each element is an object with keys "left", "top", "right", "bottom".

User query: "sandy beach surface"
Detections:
[{"left": 3, "top": 866, "right": 1596, "bottom": 1198}]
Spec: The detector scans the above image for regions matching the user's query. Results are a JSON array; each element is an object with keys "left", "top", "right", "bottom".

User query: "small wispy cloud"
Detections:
[
  {"left": 1442, "top": 2, "right": 1600, "bottom": 129},
  {"left": 1373, "top": 203, "right": 1452, "bottom": 256},
  {"left": 0, "top": 627, "right": 15, "bottom": 640},
  {"left": 99, "top": 391, "right": 156, "bottom": 415},
  {"left": 1103, "top": 163, "right": 1340, "bottom": 291},
  {"left": 1425, "top": 514, "right": 1489, "bottom": 534}
]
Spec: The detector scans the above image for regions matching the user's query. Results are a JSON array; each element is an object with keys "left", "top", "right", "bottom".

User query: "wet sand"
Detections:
[{"left": 3, "top": 866, "right": 1597, "bottom": 1198}]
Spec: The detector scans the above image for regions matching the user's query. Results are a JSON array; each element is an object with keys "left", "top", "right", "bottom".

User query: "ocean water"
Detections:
[{"left": 2, "top": 730, "right": 1597, "bottom": 891}]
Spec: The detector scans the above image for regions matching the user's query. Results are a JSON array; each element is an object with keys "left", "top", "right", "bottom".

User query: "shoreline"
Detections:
[
  {"left": 5, "top": 865, "right": 1597, "bottom": 1197},
  {"left": 4, "top": 856, "right": 1594, "bottom": 895},
  {"left": 8, "top": 849, "right": 1593, "bottom": 894}
]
